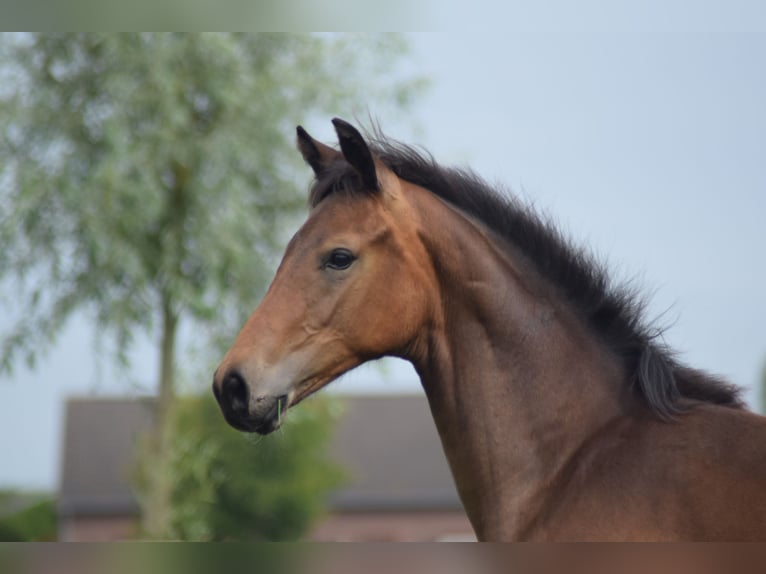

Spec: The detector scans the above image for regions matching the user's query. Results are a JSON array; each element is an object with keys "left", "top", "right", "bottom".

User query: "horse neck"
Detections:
[{"left": 405, "top": 188, "right": 629, "bottom": 540}]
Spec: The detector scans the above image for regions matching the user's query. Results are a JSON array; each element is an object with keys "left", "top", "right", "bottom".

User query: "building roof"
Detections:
[
  {"left": 58, "top": 393, "right": 463, "bottom": 517},
  {"left": 58, "top": 398, "right": 155, "bottom": 517},
  {"left": 328, "top": 395, "right": 461, "bottom": 511}
]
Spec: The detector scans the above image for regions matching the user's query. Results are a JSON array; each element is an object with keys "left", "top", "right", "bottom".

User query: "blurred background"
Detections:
[{"left": 1, "top": 21, "right": 765, "bottom": 541}]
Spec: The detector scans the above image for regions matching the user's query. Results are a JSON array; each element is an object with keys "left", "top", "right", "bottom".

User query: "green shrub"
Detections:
[
  {"left": 0, "top": 493, "right": 57, "bottom": 541},
  {"left": 136, "top": 393, "right": 345, "bottom": 541}
]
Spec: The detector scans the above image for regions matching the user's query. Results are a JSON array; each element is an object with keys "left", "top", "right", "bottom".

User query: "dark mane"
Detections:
[{"left": 308, "top": 134, "right": 744, "bottom": 418}]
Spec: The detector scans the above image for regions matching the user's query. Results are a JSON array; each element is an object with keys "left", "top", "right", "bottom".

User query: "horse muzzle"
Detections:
[{"left": 212, "top": 371, "right": 288, "bottom": 435}]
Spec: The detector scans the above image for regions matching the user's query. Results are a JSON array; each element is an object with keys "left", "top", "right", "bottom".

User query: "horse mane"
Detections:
[{"left": 308, "top": 133, "right": 744, "bottom": 419}]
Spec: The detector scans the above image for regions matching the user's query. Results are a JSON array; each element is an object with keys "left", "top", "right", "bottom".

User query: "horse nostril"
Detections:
[{"left": 222, "top": 371, "right": 249, "bottom": 415}]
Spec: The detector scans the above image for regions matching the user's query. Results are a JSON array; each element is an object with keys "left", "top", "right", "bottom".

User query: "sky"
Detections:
[{"left": 2, "top": 17, "right": 766, "bottom": 490}]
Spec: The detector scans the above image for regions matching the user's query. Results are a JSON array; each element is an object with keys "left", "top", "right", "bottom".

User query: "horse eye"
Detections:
[{"left": 325, "top": 249, "right": 356, "bottom": 270}]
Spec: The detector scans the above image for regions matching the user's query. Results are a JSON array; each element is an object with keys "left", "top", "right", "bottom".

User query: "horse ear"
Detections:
[
  {"left": 296, "top": 125, "right": 340, "bottom": 177},
  {"left": 332, "top": 118, "right": 379, "bottom": 192}
]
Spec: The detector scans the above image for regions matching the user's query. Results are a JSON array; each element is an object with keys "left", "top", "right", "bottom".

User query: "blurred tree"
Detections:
[
  {"left": 135, "top": 393, "right": 344, "bottom": 541},
  {"left": 0, "top": 33, "right": 423, "bottom": 537}
]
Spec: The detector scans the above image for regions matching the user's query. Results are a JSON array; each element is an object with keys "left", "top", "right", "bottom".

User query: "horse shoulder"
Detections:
[
  {"left": 536, "top": 407, "right": 766, "bottom": 540},
  {"left": 609, "top": 405, "right": 766, "bottom": 540},
  {"left": 668, "top": 405, "right": 766, "bottom": 539}
]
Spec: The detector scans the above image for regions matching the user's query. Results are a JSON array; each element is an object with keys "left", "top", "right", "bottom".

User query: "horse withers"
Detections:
[{"left": 213, "top": 118, "right": 766, "bottom": 541}]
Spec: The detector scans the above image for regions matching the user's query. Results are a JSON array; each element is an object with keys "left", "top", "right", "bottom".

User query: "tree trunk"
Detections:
[
  {"left": 141, "top": 159, "right": 189, "bottom": 537},
  {"left": 141, "top": 295, "right": 178, "bottom": 538}
]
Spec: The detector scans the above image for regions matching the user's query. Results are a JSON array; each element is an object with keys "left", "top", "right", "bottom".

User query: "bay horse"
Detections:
[{"left": 213, "top": 118, "right": 766, "bottom": 541}]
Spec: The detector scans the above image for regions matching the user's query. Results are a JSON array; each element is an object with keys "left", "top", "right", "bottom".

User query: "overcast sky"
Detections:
[{"left": 2, "top": 16, "right": 766, "bottom": 490}]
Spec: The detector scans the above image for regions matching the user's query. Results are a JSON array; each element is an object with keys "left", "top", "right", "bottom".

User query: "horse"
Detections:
[{"left": 212, "top": 118, "right": 766, "bottom": 541}]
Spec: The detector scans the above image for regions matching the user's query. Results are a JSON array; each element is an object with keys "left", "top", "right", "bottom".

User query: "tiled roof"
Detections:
[
  {"left": 58, "top": 397, "right": 154, "bottom": 516},
  {"left": 328, "top": 395, "right": 461, "bottom": 510}
]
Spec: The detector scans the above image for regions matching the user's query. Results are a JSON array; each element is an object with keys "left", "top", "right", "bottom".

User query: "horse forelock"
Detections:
[{"left": 308, "top": 162, "right": 362, "bottom": 208}]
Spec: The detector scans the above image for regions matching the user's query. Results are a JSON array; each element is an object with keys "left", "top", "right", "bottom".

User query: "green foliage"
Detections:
[
  {"left": 0, "top": 33, "right": 423, "bottom": 371},
  {"left": 137, "top": 393, "right": 345, "bottom": 541},
  {"left": 0, "top": 491, "right": 57, "bottom": 541}
]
